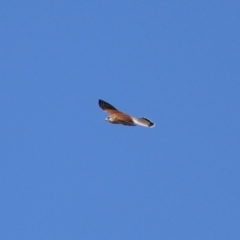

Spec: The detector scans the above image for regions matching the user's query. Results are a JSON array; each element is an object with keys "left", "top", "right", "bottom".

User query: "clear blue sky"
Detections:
[{"left": 1, "top": 1, "right": 239, "bottom": 239}]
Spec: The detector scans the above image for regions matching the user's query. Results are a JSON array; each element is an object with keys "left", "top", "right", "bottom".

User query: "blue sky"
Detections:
[{"left": 1, "top": 1, "right": 239, "bottom": 239}]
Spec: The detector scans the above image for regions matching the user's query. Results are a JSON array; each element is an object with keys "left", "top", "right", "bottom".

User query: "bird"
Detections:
[{"left": 98, "top": 99, "right": 155, "bottom": 128}]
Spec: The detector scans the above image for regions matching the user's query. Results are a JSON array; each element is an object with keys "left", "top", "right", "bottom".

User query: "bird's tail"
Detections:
[{"left": 132, "top": 117, "right": 155, "bottom": 128}]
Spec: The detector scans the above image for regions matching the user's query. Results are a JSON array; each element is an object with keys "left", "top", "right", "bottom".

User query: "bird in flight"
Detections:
[{"left": 98, "top": 99, "right": 155, "bottom": 128}]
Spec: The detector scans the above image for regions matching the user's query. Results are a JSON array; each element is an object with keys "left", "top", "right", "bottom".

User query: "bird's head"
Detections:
[{"left": 105, "top": 116, "right": 113, "bottom": 122}]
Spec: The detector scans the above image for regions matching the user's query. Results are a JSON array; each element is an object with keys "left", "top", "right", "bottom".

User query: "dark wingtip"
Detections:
[
  {"left": 98, "top": 99, "right": 105, "bottom": 108},
  {"left": 98, "top": 99, "right": 118, "bottom": 111}
]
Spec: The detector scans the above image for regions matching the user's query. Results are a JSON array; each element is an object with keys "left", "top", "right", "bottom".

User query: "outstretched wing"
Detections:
[{"left": 99, "top": 99, "right": 122, "bottom": 115}]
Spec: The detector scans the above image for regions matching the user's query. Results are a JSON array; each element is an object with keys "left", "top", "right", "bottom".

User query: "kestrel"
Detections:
[{"left": 98, "top": 99, "right": 155, "bottom": 128}]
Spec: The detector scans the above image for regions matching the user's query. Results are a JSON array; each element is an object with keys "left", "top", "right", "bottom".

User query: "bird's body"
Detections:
[{"left": 98, "top": 99, "right": 155, "bottom": 128}]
